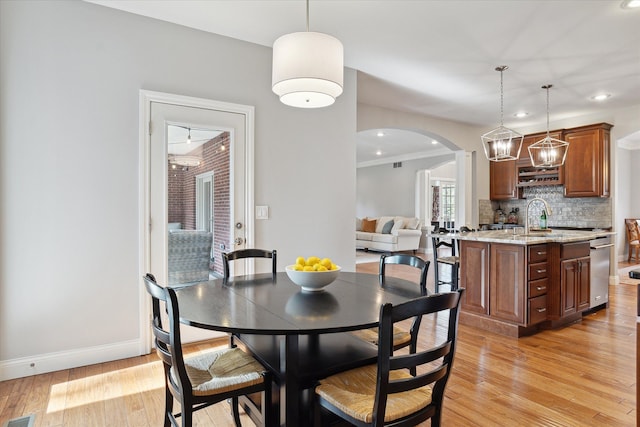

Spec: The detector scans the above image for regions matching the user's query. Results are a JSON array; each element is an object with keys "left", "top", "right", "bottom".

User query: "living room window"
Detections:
[{"left": 431, "top": 178, "right": 456, "bottom": 227}]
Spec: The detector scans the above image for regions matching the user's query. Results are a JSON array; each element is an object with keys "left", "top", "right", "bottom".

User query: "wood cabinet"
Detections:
[
  {"left": 459, "top": 240, "right": 489, "bottom": 315},
  {"left": 563, "top": 123, "right": 612, "bottom": 198},
  {"left": 527, "top": 244, "right": 549, "bottom": 325},
  {"left": 560, "top": 256, "right": 591, "bottom": 315},
  {"left": 489, "top": 160, "right": 517, "bottom": 200},
  {"left": 460, "top": 241, "right": 540, "bottom": 328},
  {"left": 490, "top": 243, "right": 525, "bottom": 323},
  {"left": 548, "top": 241, "right": 591, "bottom": 320},
  {"left": 488, "top": 123, "right": 611, "bottom": 199}
]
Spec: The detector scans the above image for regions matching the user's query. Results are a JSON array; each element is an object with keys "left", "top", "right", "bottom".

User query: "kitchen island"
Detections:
[{"left": 451, "top": 229, "right": 614, "bottom": 337}]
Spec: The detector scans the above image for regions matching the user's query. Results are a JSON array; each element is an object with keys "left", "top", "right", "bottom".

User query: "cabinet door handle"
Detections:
[
  {"left": 536, "top": 307, "right": 547, "bottom": 313},
  {"left": 536, "top": 251, "right": 546, "bottom": 256},
  {"left": 536, "top": 286, "right": 547, "bottom": 291},
  {"left": 536, "top": 269, "right": 546, "bottom": 274}
]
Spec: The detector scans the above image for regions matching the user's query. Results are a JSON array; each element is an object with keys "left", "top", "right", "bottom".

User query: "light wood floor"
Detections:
[{"left": 1, "top": 260, "right": 638, "bottom": 426}]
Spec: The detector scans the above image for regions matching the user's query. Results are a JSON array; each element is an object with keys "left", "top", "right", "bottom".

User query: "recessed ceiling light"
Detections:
[
  {"left": 514, "top": 112, "right": 528, "bottom": 118},
  {"left": 431, "top": 140, "right": 438, "bottom": 145},
  {"left": 621, "top": 0, "right": 640, "bottom": 9},
  {"left": 376, "top": 131, "right": 385, "bottom": 137},
  {"left": 376, "top": 150, "right": 382, "bottom": 156},
  {"left": 591, "top": 93, "right": 611, "bottom": 101}
]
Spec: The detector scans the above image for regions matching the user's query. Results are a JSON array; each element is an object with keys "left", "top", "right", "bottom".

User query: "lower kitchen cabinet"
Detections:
[
  {"left": 490, "top": 243, "right": 525, "bottom": 324},
  {"left": 560, "top": 256, "right": 591, "bottom": 316},
  {"left": 459, "top": 240, "right": 489, "bottom": 315}
]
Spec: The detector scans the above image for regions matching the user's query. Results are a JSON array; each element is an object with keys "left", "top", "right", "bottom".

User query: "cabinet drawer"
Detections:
[
  {"left": 561, "top": 242, "right": 589, "bottom": 259},
  {"left": 528, "top": 295, "right": 548, "bottom": 325},
  {"left": 529, "top": 278, "right": 548, "bottom": 298},
  {"left": 528, "top": 244, "right": 548, "bottom": 262},
  {"left": 529, "top": 262, "right": 549, "bottom": 281}
]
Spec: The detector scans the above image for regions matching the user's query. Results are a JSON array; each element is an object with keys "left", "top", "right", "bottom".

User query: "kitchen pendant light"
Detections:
[
  {"left": 272, "top": 0, "right": 343, "bottom": 108},
  {"left": 481, "top": 66, "right": 523, "bottom": 162},
  {"left": 528, "top": 85, "right": 569, "bottom": 168}
]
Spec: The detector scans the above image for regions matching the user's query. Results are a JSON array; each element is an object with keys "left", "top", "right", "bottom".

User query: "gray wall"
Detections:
[
  {"left": 356, "top": 154, "right": 455, "bottom": 218},
  {"left": 0, "top": 0, "right": 356, "bottom": 378}
]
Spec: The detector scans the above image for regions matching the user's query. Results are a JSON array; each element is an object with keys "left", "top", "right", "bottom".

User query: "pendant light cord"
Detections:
[
  {"left": 306, "top": 0, "right": 310, "bottom": 32},
  {"left": 543, "top": 84, "right": 552, "bottom": 138},
  {"left": 495, "top": 65, "right": 508, "bottom": 127}
]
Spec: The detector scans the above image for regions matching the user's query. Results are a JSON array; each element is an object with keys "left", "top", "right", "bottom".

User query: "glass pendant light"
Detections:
[
  {"left": 528, "top": 85, "right": 569, "bottom": 167},
  {"left": 481, "top": 66, "right": 523, "bottom": 162}
]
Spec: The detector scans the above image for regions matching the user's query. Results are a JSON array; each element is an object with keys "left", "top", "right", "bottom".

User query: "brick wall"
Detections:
[{"left": 167, "top": 132, "right": 231, "bottom": 274}]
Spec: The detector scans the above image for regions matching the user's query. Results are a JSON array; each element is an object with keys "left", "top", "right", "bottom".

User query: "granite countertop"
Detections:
[{"left": 440, "top": 229, "right": 615, "bottom": 245}]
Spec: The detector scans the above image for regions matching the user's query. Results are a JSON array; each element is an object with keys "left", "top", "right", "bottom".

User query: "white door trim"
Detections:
[{"left": 138, "top": 90, "right": 255, "bottom": 355}]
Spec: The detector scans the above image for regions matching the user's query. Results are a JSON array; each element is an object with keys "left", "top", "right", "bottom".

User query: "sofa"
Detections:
[
  {"left": 356, "top": 216, "right": 422, "bottom": 253},
  {"left": 168, "top": 229, "right": 213, "bottom": 285}
]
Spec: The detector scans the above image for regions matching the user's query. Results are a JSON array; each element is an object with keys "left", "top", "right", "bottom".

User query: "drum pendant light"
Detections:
[
  {"left": 528, "top": 85, "right": 569, "bottom": 167},
  {"left": 481, "top": 66, "right": 523, "bottom": 162},
  {"left": 272, "top": 0, "right": 344, "bottom": 108}
]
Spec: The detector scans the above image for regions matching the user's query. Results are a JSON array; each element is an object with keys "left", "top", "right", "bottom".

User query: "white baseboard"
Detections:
[{"left": 0, "top": 339, "right": 142, "bottom": 381}]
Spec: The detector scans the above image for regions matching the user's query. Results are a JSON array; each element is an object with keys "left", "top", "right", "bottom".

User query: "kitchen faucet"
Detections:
[{"left": 524, "top": 197, "right": 552, "bottom": 234}]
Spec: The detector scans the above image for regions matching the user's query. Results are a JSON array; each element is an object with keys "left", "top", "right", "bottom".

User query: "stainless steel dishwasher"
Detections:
[{"left": 590, "top": 235, "right": 613, "bottom": 309}]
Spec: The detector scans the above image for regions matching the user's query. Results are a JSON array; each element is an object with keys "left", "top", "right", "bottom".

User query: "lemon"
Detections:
[
  {"left": 303, "top": 265, "right": 315, "bottom": 272},
  {"left": 330, "top": 263, "right": 338, "bottom": 271},
  {"left": 316, "top": 265, "right": 328, "bottom": 272},
  {"left": 293, "top": 264, "right": 303, "bottom": 271},
  {"left": 306, "top": 256, "right": 321, "bottom": 266},
  {"left": 320, "top": 258, "right": 332, "bottom": 269},
  {"left": 296, "top": 256, "right": 306, "bottom": 266}
]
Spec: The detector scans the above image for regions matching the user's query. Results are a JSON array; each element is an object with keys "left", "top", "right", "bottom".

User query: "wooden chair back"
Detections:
[{"left": 222, "top": 249, "right": 277, "bottom": 281}]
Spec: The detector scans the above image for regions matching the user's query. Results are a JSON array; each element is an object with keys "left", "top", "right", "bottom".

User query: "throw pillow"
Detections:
[
  {"left": 391, "top": 219, "right": 404, "bottom": 233},
  {"left": 375, "top": 216, "right": 395, "bottom": 233},
  {"left": 356, "top": 217, "right": 363, "bottom": 231},
  {"left": 362, "top": 218, "right": 377, "bottom": 233},
  {"left": 405, "top": 217, "right": 420, "bottom": 230},
  {"left": 381, "top": 219, "right": 394, "bottom": 234}
]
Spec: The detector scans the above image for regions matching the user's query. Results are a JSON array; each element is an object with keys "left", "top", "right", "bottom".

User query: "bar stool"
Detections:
[{"left": 431, "top": 235, "right": 459, "bottom": 293}]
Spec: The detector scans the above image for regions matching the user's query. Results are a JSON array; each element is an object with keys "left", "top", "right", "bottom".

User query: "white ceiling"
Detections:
[{"left": 88, "top": 0, "right": 640, "bottom": 159}]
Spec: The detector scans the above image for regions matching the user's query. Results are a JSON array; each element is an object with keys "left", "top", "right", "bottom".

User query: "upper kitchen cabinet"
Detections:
[
  {"left": 563, "top": 123, "right": 612, "bottom": 198},
  {"left": 490, "top": 160, "right": 518, "bottom": 200}
]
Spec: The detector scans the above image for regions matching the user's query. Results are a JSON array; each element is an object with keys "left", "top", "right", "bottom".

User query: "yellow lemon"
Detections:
[
  {"left": 330, "top": 263, "right": 338, "bottom": 271},
  {"left": 316, "top": 265, "right": 328, "bottom": 272},
  {"left": 293, "top": 264, "right": 303, "bottom": 271},
  {"left": 303, "top": 266, "right": 315, "bottom": 272},
  {"left": 296, "top": 256, "right": 306, "bottom": 266},
  {"left": 320, "top": 258, "right": 332, "bottom": 268},
  {"left": 306, "top": 256, "right": 321, "bottom": 266}
]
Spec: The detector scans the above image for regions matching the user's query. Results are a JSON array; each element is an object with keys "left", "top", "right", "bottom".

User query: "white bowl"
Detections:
[{"left": 285, "top": 265, "right": 341, "bottom": 292}]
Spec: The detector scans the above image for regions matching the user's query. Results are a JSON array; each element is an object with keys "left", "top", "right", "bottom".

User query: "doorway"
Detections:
[{"left": 139, "top": 90, "right": 255, "bottom": 350}]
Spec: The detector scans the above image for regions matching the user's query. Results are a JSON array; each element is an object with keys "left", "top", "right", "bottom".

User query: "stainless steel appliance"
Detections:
[{"left": 590, "top": 235, "right": 613, "bottom": 309}]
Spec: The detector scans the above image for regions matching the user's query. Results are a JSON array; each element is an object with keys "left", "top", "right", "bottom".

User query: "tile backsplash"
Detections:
[{"left": 479, "top": 185, "right": 612, "bottom": 229}]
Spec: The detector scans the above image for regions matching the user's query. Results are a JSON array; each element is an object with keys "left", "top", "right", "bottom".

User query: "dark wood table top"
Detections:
[{"left": 173, "top": 271, "right": 424, "bottom": 335}]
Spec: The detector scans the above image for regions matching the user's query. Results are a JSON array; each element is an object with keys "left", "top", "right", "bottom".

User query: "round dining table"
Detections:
[{"left": 173, "top": 271, "right": 424, "bottom": 427}]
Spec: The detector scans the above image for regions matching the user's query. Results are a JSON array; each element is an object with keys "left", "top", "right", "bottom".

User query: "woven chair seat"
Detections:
[
  {"left": 316, "top": 364, "right": 432, "bottom": 423},
  {"left": 437, "top": 255, "right": 459, "bottom": 265},
  {"left": 351, "top": 326, "right": 411, "bottom": 348},
  {"left": 171, "top": 347, "right": 266, "bottom": 396}
]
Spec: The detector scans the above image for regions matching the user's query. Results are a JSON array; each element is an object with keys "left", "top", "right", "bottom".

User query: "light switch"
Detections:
[{"left": 256, "top": 205, "right": 269, "bottom": 220}]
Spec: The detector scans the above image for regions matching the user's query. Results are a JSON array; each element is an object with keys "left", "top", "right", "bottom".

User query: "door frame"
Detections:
[
  {"left": 138, "top": 90, "right": 255, "bottom": 354},
  {"left": 196, "top": 171, "right": 215, "bottom": 233}
]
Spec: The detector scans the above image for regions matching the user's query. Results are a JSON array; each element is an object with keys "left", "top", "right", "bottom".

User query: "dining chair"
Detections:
[
  {"left": 432, "top": 236, "right": 459, "bottom": 293},
  {"left": 142, "top": 273, "right": 272, "bottom": 427},
  {"left": 314, "top": 289, "right": 464, "bottom": 427},
  {"left": 222, "top": 249, "right": 277, "bottom": 281},
  {"left": 351, "top": 254, "right": 430, "bottom": 358}
]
